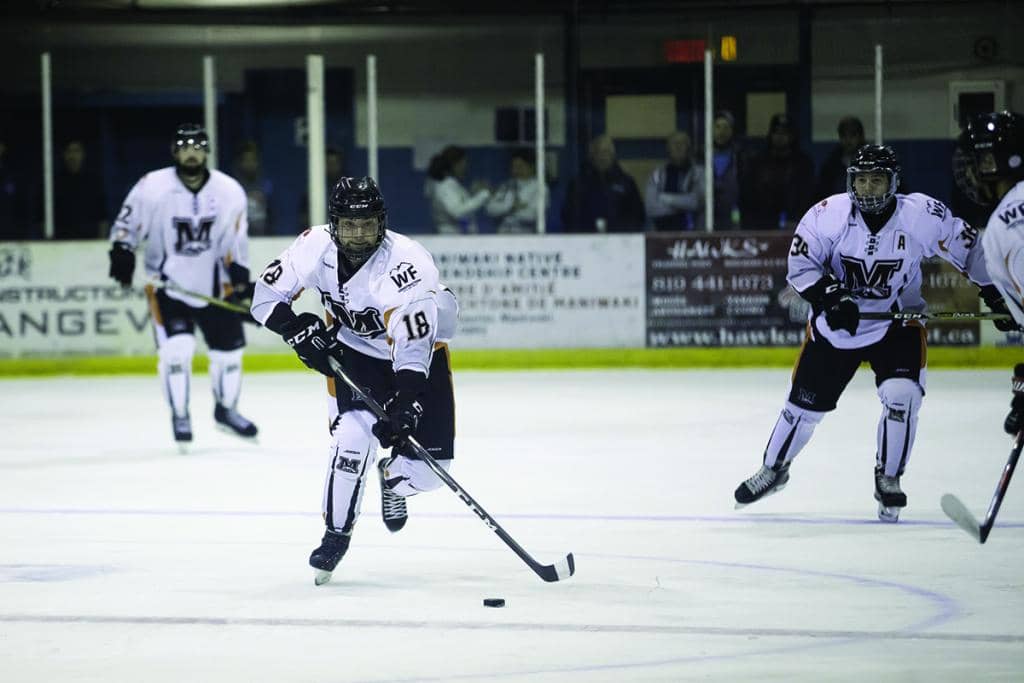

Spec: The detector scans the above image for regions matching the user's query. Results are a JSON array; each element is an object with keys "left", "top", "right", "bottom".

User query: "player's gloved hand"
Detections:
[
  {"left": 280, "top": 312, "right": 343, "bottom": 377},
  {"left": 372, "top": 370, "right": 427, "bottom": 450},
  {"left": 108, "top": 242, "right": 135, "bottom": 287},
  {"left": 226, "top": 263, "right": 255, "bottom": 305},
  {"left": 820, "top": 283, "right": 859, "bottom": 336},
  {"left": 980, "top": 285, "right": 1021, "bottom": 332},
  {"left": 1005, "top": 364, "right": 1024, "bottom": 435}
]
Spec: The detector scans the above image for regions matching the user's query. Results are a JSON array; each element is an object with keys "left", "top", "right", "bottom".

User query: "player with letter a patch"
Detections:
[
  {"left": 250, "top": 177, "right": 459, "bottom": 584},
  {"left": 734, "top": 144, "right": 1009, "bottom": 522}
]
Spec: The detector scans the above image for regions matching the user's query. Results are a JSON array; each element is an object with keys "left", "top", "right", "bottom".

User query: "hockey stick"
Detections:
[
  {"left": 861, "top": 311, "right": 1011, "bottom": 322},
  {"left": 142, "top": 280, "right": 252, "bottom": 316},
  {"left": 860, "top": 311, "right": 1011, "bottom": 322},
  {"left": 940, "top": 430, "right": 1023, "bottom": 543},
  {"left": 326, "top": 356, "right": 576, "bottom": 583}
]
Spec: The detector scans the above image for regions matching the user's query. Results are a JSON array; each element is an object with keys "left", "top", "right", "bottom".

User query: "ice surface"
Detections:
[{"left": 1, "top": 368, "right": 1021, "bottom": 682}]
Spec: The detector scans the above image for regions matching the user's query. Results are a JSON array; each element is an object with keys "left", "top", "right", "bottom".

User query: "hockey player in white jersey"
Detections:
[
  {"left": 250, "top": 177, "right": 459, "bottom": 583},
  {"left": 108, "top": 124, "right": 259, "bottom": 447},
  {"left": 734, "top": 144, "right": 1012, "bottom": 521},
  {"left": 959, "top": 111, "right": 1024, "bottom": 434}
]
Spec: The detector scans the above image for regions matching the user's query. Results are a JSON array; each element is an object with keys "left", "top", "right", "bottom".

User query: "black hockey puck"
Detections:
[{"left": 483, "top": 598, "right": 506, "bottom": 608}]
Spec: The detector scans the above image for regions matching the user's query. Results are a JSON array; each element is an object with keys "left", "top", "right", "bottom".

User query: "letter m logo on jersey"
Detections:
[
  {"left": 174, "top": 216, "right": 215, "bottom": 256},
  {"left": 839, "top": 256, "right": 904, "bottom": 299}
]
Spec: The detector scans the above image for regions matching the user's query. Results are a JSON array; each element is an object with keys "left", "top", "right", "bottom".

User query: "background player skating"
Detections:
[
  {"left": 734, "top": 144, "right": 1012, "bottom": 521},
  {"left": 108, "top": 123, "right": 258, "bottom": 449},
  {"left": 250, "top": 177, "right": 459, "bottom": 585}
]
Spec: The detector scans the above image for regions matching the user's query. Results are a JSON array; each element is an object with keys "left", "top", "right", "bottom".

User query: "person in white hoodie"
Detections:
[
  {"left": 425, "top": 145, "right": 491, "bottom": 234},
  {"left": 485, "top": 148, "right": 546, "bottom": 233}
]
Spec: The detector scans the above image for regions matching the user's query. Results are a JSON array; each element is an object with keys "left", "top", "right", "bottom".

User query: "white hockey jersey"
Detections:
[
  {"left": 110, "top": 167, "right": 249, "bottom": 307},
  {"left": 981, "top": 180, "right": 1024, "bottom": 327},
  {"left": 789, "top": 193, "right": 992, "bottom": 349},
  {"left": 251, "top": 226, "right": 458, "bottom": 375}
]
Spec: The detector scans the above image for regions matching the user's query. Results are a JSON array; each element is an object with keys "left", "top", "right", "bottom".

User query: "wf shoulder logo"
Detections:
[
  {"left": 0, "top": 246, "right": 31, "bottom": 280},
  {"left": 389, "top": 261, "right": 420, "bottom": 290}
]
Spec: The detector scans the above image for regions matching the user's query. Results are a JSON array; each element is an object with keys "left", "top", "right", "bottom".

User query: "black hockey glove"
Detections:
[
  {"left": 372, "top": 370, "right": 427, "bottom": 450},
  {"left": 226, "top": 263, "right": 255, "bottom": 306},
  {"left": 980, "top": 285, "right": 1021, "bottom": 333},
  {"left": 280, "top": 312, "right": 343, "bottom": 377},
  {"left": 1005, "top": 364, "right": 1024, "bottom": 435},
  {"left": 108, "top": 241, "right": 136, "bottom": 287},
  {"left": 812, "top": 277, "right": 859, "bottom": 336}
]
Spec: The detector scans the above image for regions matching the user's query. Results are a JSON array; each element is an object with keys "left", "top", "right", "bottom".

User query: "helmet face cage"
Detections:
[
  {"left": 328, "top": 177, "right": 387, "bottom": 264},
  {"left": 954, "top": 112, "right": 1024, "bottom": 206},
  {"left": 172, "top": 124, "right": 209, "bottom": 152},
  {"left": 846, "top": 145, "right": 900, "bottom": 214}
]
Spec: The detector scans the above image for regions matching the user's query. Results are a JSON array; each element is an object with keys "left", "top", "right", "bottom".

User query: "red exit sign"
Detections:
[{"left": 664, "top": 39, "right": 707, "bottom": 63}]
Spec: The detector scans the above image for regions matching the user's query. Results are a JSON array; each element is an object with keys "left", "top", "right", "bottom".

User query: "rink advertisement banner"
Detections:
[
  {"left": 0, "top": 235, "right": 646, "bottom": 357},
  {"left": 645, "top": 233, "right": 805, "bottom": 347},
  {"left": 417, "top": 234, "right": 646, "bottom": 348},
  {"left": 644, "top": 233, "right": 981, "bottom": 347}
]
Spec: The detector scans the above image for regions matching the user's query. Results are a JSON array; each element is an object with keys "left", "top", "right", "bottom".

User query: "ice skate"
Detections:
[
  {"left": 735, "top": 462, "right": 790, "bottom": 508},
  {"left": 172, "top": 414, "right": 192, "bottom": 453},
  {"left": 309, "top": 530, "right": 351, "bottom": 586},
  {"left": 874, "top": 467, "right": 906, "bottom": 523},
  {"left": 378, "top": 457, "right": 408, "bottom": 533},
  {"left": 214, "top": 403, "right": 258, "bottom": 440}
]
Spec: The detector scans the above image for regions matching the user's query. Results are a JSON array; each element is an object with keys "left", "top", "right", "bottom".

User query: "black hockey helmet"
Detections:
[
  {"left": 172, "top": 123, "right": 209, "bottom": 152},
  {"left": 328, "top": 176, "right": 387, "bottom": 265},
  {"left": 955, "top": 111, "right": 1024, "bottom": 205},
  {"left": 847, "top": 144, "right": 901, "bottom": 214}
]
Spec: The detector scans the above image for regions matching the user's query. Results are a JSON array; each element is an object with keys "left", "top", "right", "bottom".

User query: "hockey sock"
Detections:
[
  {"left": 208, "top": 348, "right": 244, "bottom": 409},
  {"left": 876, "top": 378, "right": 922, "bottom": 477},
  {"left": 158, "top": 334, "right": 195, "bottom": 418},
  {"left": 763, "top": 401, "right": 825, "bottom": 469},
  {"left": 322, "top": 409, "right": 376, "bottom": 534}
]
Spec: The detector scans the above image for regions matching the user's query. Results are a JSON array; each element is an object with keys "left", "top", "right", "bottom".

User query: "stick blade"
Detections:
[
  {"left": 941, "top": 493, "right": 983, "bottom": 543},
  {"left": 536, "top": 553, "right": 576, "bottom": 583}
]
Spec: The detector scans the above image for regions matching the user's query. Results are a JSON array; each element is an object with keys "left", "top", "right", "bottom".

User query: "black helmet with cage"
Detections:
[
  {"left": 171, "top": 123, "right": 210, "bottom": 152},
  {"left": 955, "top": 111, "right": 1024, "bottom": 206},
  {"left": 327, "top": 176, "right": 387, "bottom": 266},
  {"left": 846, "top": 144, "right": 901, "bottom": 214}
]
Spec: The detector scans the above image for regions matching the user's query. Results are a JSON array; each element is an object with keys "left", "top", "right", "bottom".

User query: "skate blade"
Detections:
[
  {"left": 734, "top": 481, "right": 788, "bottom": 510},
  {"left": 176, "top": 442, "right": 192, "bottom": 455},
  {"left": 877, "top": 503, "right": 900, "bottom": 523},
  {"left": 215, "top": 424, "right": 259, "bottom": 443},
  {"left": 314, "top": 569, "right": 333, "bottom": 586}
]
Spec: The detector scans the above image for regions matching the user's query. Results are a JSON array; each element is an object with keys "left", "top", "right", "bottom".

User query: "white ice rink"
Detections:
[{"left": 1, "top": 367, "right": 1022, "bottom": 682}]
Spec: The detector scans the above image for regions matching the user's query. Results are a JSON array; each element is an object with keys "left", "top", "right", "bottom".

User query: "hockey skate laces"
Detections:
[{"left": 746, "top": 466, "right": 776, "bottom": 493}]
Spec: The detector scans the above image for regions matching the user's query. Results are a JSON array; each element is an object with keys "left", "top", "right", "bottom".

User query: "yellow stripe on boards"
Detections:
[{"left": 0, "top": 346, "right": 1021, "bottom": 377}]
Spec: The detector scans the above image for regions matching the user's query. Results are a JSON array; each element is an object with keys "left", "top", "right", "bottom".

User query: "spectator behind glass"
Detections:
[
  {"left": 644, "top": 131, "right": 705, "bottom": 231},
  {"left": 424, "top": 145, "right": 491, "bottom": 234},
  {"left": 741, "top": 113, "right": 816, "bottom": 230},
  {"left": 53, "top": 139, "right": 107, "bottom": 239},
  {"left": 234, "top": 141, "right": 273, "bottom": 235},
  {"left": 561, "top": 134, "right": 645, "bottom": 232},
  {"left": 485, "top": 148, "right": 546, "bottom": 233},
  {"left": 817, "top": 116, "right": 866, "bottom": 197},
  {"left": 0, "top": 139, "right": 26, "bottom": 239},
  {"left": 710, "top": 111, "right": 743, "bottom": 230},
  {"left": 298, "top": 146, "right": 345, "bottom": 229}
]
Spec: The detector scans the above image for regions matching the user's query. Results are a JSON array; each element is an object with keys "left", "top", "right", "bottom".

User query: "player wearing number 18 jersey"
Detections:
[
  {"left": 250, "top": 177, "right": 459, "bottom": 583},
  {"left": 734, "top": 145, "right": 1010, "bottom": 521}
]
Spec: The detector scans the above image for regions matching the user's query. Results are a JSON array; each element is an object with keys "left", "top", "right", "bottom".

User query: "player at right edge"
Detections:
[
  {"left": 734, "top": 144, "right": 1015, "bottom": 522},
  {"left": 960, "top": 112, "right": 1024, "bottom": 434}
]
